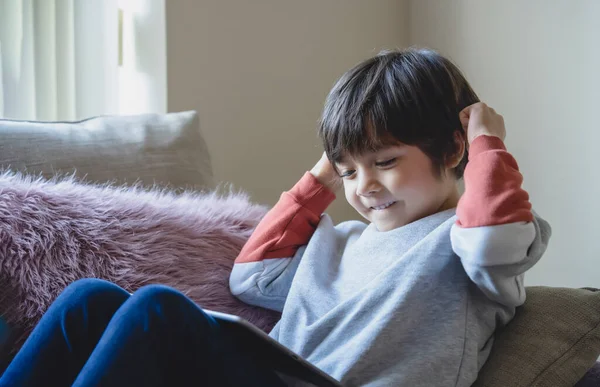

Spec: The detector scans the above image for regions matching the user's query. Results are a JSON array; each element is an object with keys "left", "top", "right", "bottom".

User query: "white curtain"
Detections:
[{"left": 0, "top": 0, "right": 166, "bottom": 121}]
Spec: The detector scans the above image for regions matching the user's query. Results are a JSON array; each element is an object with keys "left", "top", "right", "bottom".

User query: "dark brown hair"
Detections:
[{"left": 318, "top": 47, "right": 479, "bottom": 178}]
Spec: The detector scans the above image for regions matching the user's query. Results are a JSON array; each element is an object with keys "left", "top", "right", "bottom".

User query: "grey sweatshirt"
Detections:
[{"left": 230, "top": 137, "right": 551, "bottom": 386}]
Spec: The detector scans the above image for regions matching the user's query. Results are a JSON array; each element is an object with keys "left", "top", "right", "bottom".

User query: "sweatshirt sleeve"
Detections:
[
  {"left": 450, "top": 136, "right": 551, "bottom": 307},
  {"left": 229, "top": 172, "right": 336, "bottom": 312}
]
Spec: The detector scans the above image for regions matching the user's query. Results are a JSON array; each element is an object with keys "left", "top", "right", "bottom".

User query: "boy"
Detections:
[{"left": 230, "top": 48, "right": 551, "bottom": 386}]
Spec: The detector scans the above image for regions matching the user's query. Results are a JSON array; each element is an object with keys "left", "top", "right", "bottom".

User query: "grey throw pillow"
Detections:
[{"left": 0, "top": 111, "right": 213, "bottom": 190}]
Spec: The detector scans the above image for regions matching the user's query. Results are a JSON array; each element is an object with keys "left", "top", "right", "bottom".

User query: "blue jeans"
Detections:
[{"left": 0, "top": 279, "right": 286, "bottom": 387}]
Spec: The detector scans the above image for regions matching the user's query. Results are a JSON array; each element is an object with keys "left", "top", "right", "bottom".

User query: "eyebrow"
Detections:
[{"left": 342, "top": 145, "right": 404, "bottom": 161}]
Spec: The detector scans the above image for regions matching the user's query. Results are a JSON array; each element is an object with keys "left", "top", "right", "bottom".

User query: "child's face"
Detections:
[{"left": 336, "top": 144, "right": 460, "bottom": 231}]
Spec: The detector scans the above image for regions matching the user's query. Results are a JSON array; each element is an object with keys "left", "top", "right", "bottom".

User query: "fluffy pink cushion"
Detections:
[{"left": 0, "top": 172, "right": 280, "bottom": 355}]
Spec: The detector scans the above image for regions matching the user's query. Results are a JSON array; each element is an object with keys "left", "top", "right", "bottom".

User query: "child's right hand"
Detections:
[{"left": 310, "top": 152, "right": 342, "bottom": 193}]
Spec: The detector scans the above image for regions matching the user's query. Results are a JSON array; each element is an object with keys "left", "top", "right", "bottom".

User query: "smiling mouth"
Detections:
[{"left": 370, "top": 201, "right": 397, "bottom": 211}]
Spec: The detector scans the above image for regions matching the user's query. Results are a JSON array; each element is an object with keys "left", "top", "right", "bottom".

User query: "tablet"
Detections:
[{"left": 203, "top": 310, "right": 341, "bottom": 387}]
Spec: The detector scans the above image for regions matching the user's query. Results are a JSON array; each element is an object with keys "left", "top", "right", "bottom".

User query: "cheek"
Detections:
[
  {"left": 343, "top": 184, "right": 355, "bottom": 203},
  {"left": 344, "top": 183, "right": 363, "bottom": 209},
  {"left": 383, "top": 166, "right": 415, "bottom": 191},
  {"left": 397, "top": 157, "right": 439, "bottom": 189},
  {"left": 400, "top": 171, "right": 437, "bottom": 194}
]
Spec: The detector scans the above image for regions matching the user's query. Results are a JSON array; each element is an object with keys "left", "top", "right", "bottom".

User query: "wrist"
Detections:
[{"left": 469, "top": 132, "right": 505, "bottom": 145}]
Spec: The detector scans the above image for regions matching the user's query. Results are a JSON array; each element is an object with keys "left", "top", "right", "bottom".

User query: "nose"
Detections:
[{"left": 356, "top": 172, "right": 381, "bottom": 197}]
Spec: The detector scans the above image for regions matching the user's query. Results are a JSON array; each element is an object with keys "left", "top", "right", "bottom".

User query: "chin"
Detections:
[
  {"left": 362, "top": 213, "right": 402, "bottom": 232},
  {"left": 373, "top": 221, "right": 402, "bottom": 232}
]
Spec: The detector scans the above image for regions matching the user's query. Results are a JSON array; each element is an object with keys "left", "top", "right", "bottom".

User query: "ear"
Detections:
[{"left": 446, "top": 131, "right": 466, "bottom": 169}]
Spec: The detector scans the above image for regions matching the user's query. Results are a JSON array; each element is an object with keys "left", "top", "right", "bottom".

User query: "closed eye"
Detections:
[
  {"left": 340, "top": 170, "right": 355, "bottom": 178},
  {"left": 375, "top": 158, "right": 397, "bottom": 167}
]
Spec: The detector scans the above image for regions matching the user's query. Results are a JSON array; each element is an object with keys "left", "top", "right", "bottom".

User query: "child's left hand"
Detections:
[{"left": 459, "top": 102, "right": 506, "bottom": 145}]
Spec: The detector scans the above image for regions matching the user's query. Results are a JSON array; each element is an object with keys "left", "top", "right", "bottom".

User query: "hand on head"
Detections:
[
  {"left": 310, "top": 152, "right": 343, "bottom": 193},
  {"left": 459, "top": 102, "right": 506, "bottom": 145}
]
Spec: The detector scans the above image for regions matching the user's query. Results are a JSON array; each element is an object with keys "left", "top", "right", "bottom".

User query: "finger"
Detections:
[
  {"left": 459, "top": 108, "right": 470, "bottom": 129},
  {"left": 459, "top": 105, "right": 473, "bottom": 117},
  {"left": 460, "top": 104, "right": 473, "bottom": 116}
]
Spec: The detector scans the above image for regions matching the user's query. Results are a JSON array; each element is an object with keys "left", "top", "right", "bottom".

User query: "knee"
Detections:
[
  {"left": 129, "top": 284, "right": 186, "bottom": 307},
  {"left": 58, "top": 278, "right": 128, "bottom": 306},
  {"left": 115, "top": 285, "right": 222, "bottom": 338},
  {"left": 127, "top": 285, "right": 203, "bottom": 320}
]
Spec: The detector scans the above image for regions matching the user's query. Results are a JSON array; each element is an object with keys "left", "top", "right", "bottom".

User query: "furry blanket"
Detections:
[{"left": 0, "top": 171, "right": 280, "bottom": 357}]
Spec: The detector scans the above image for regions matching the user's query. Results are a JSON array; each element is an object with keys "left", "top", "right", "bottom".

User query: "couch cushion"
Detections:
[
  {"left": 474, "top": 287, "right": 600, "bottom": 387},
  {"left": 0, "top": 111, "right": 213, "bottom": 189}
]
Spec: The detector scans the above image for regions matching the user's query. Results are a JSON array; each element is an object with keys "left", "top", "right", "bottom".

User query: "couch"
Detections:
[{"left": 0, "top": 111, "right": 598, "bottom": 386}]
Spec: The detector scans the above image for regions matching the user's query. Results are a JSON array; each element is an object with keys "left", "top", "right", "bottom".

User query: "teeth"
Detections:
[{"left": 372, "top": 201, "right": 395, "bottom": 210}]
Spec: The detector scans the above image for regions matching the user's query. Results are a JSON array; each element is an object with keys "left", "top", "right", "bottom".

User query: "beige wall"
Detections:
[
  {"left": 166, "top": 0, "right": 599, "bottom": 288},
  {"left": 409, "top": 0, "right": 600, "bottom": 288},
  {"left": 166, "top": 0, "right": 408, "bottom": 222}
]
